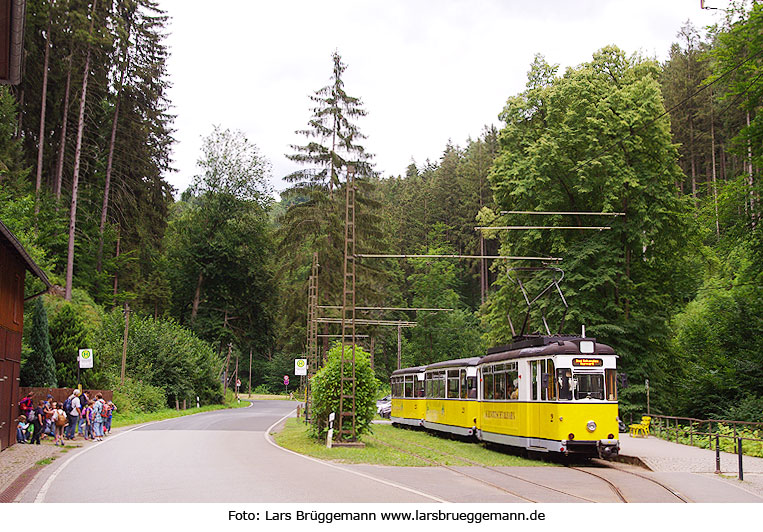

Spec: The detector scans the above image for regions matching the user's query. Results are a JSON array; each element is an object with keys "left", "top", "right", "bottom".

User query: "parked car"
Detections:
[{"left": 376, "top": 395, "right": 391, "bottom": 418}]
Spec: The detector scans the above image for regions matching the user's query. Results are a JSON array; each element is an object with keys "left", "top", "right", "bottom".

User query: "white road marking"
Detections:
[
  {"left": 264, "top": 410, "right": 450, "bottom": 503},
  {"left": 34, "top": 401, "right": 255, "bottom": 503}
]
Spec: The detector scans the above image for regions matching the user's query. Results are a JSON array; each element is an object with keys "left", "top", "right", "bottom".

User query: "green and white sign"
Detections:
[
  {"left": 294, "top": 358, "right": 307, "bottom": 376},
  {"left": 78, "top": 348, "right": 94, "bottom": 369}
]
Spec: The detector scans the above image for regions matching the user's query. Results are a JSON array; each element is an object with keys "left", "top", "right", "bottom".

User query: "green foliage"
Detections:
[
  {"left": 20, "top": 298, "right": 57, "bottom": 387},
  {"left": 111, "top": 377, "right": 166, "bottom": 415},
  {"left": 47, "top": 297, "right": 96, "bottom": 388},
  {"left": 486, "top": 48, "right": 697, "bottom": 415},
  {"left": 310, "top": 343, "right": 377, "bottom": 440},
  {"left": 93, "top": 310, "right": 223, "bottom": 408},
  {"left": 402, "top": 231, "right": 485, "bottom": 367}
]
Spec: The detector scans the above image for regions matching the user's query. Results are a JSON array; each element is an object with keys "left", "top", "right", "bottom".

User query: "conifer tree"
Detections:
[
  {"left": 277, "top": 51, "right": 384, "bottom": 356},
  {"left": 21, "top": 298, "right": 57, "bottom": 387}
]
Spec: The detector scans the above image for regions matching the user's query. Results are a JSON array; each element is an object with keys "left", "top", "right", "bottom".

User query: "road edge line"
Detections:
[
  {"left": 33, "top": 402, "right": 254, "bottom": 503},
  {"left": 263, "top": 410, "right": 450, "bottom": 503}
]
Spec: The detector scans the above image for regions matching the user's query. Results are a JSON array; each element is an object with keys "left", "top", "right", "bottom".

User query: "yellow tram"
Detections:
[{"left": 390, "top": 335, "right": 620, "bottom": 459}]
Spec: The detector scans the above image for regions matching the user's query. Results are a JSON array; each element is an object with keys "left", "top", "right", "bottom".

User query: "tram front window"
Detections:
[{"left": 574, "top": 373, "right": 604, "bottom": 400}]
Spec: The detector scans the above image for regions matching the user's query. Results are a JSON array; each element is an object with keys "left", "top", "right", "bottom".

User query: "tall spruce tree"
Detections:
[
  {"left": 277, "top": 51, "right": 385, "bottom": 356},
  {"left": 21, "top": 298, "right": 57, "bottom": 387}
]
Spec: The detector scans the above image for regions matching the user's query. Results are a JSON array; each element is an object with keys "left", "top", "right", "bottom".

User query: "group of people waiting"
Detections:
[{"left": 17, "top": 390, "right": 116, "bottom": 446}]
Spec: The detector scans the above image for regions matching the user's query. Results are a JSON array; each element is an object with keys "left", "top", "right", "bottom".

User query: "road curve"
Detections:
[{"left": 28, "top": 401, "right": 441, "bottom": 503}]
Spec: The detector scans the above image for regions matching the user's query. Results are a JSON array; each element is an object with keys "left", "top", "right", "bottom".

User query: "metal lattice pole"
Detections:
[
  {"left": 338, "top": 166, "right": 357, "bottom": 442},
  {"left": 305, "top": 252, "right": 319, "bottom": 422}
]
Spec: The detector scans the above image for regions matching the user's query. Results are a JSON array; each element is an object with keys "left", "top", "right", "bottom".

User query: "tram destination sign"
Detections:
[{"left": 572, "top": 358, "right": 603, "bottom": 367}]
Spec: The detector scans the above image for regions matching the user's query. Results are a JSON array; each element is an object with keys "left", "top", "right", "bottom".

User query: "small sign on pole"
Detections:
[
  {"left": 78, "top": 348, "right": 94, "bottom": 369},
  {"left": 284, "top": 375, "right": 289, "bottom": 394},
  {"left": 295, "top": 359, "right": 307, "bottom": 376}
]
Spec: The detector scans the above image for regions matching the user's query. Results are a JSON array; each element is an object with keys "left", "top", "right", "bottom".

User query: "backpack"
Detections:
[
  {"left": 63, "top": 397, "right": 72, "bottom": 413},
  {"left": 55, "top": 410, "right": 67, "bottom": 426}
]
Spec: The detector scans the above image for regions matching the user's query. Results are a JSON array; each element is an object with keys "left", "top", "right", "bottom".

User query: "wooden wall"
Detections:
[{"left": 0, "top": 239, "right": 26, "bottom": 451}]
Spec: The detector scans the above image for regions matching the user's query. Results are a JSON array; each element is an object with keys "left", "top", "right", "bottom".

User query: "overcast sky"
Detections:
[{"left": 157, "top": 0, "right": 723, "bottom": 198}]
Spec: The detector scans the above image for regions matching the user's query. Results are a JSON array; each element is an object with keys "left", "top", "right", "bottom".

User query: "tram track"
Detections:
[
  {"left": 571, "top": 460, "right": 692, "bottom": 503},
  {"left": 369, "top": 432, "right": 690, "bottom": 503},
  {"left": 367, "top": 434, "right": 598, "bottom": 503}
]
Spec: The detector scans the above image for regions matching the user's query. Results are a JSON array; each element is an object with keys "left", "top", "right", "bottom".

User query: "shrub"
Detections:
[
  {"left": 112, "top": 377, "right": 166, "bottom": 414},
  {"left": 94, "top": 310, "right": 223, "bottom": 408},
  {"left": 310, "top": 343, "right": 377, "bottom": 440}
]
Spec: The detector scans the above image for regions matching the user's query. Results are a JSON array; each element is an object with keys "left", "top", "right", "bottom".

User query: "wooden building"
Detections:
[{"left": 0, "top": 219, "right": 50, "bottom": 451}]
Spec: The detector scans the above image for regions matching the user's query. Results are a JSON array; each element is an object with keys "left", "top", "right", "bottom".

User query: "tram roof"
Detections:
[
  {"left": 425, "top": 357, "right": 482, "bottom": 370},
  {"left": 391, "top": 365, "right": 427, "bottom": 376},
  {"left": 484, "top": 336, "right": 615, "bottom": 364}
]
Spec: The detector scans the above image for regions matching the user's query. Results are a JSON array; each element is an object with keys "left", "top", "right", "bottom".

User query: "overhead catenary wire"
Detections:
[
  {"left": 355, "top": 253, "right": 563, "bottom": 261},
  {"left": 475, "top": 226, "right": 611, "bottom": 231}
]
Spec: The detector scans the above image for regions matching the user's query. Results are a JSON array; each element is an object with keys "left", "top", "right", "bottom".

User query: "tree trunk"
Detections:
[
  {"left": 97, "top": 94, "right": 121, "bottom": 272},
  {"left": 191, "top": 271, "right": 203, "bottom": 322},
  {"left": 54, "top": 55, "right": 72, "bottom": 202},
  {"left": 710, "top": 97, "right": 719, "bottom": 238},
  {"left": 65, "top": 34, "right": 95, "bottom": 301},
  {"left": 97, "top": 46, "right": 130, "bottom": 273},
  {"left": 113, "top": 233, "right": 120, "bottom": 297},
  {"left": 35, "top": 17, "right": 52, "bottom": 216},
  {"left": 747, "top": 110, "right": 756, "bottom": 226}
]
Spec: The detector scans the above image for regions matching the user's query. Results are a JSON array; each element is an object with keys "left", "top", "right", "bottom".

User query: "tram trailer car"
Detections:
[
  {"left": 390, "top": 335, "right": 620, "bottom": 459},
  {"left": 390, "top": 366, "right": 426, "bottom": 427}
]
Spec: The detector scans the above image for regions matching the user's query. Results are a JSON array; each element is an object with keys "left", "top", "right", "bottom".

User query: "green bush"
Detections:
[
  {"left": 310, "top": 343, "right": 377, "bottom": 440},
  {"left": 94, "top": 310, "right": 223, "bottom": 408},
  {"left": 112, "top": 377, "right": 166, "bottom": 414}
]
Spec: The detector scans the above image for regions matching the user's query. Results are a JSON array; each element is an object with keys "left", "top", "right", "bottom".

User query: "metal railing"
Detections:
[{"left": 645, "top": 414, "right": 763, "bottom": 480}]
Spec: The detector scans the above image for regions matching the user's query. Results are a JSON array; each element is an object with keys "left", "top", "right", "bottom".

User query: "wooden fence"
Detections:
[{"left": 18, "top": 387, "right": 113, "bottom": 409}]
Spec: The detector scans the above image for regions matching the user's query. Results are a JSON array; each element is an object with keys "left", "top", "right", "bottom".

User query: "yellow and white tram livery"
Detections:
[
  {"left": 390, "top": 365, "right": 426, "bottom": 427},
  {"left": 390, "top": 335, "right": 620, "bottom": 459},
  {"left": 478, "top": 336, "right": 619, "bottom": 458}
]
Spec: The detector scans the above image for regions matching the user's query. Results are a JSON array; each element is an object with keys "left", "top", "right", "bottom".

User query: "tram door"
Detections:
[{"left": 528, "top": 360, "right": 542, "bottom": 447}]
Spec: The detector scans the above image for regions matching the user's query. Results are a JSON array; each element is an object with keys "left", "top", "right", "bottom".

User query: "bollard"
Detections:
[
  {"left": 738, "top": 437, "right": 744, "bottom": 481},
  {"left": 715, "top": 434, "right": 721, "bottom": 474}
]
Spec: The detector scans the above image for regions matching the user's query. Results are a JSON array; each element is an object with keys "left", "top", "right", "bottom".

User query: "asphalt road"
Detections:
[
  {"left": 24, "top": 401, "right": 441, "bottom": 503},
  {"left": 19, "top": 401, "right": 763, "bottom": 503}
]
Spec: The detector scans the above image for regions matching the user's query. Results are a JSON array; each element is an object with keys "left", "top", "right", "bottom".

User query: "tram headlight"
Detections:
[{"left": 587, "top": 420, "right": 597, "bottom": 433}]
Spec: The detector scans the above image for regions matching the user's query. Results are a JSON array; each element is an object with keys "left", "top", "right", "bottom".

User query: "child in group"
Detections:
[
  {"left": 16, "top": 416, "right": 28, "bottom": 443},
  {"left": 81, "top": 401, "right": 93, "bottom": 440},
  {"left": 52, "top": 402, "right": 68, "bottom": 446},
  {"left": 105, "top": 401, "right": 116, "bottom": 434}
]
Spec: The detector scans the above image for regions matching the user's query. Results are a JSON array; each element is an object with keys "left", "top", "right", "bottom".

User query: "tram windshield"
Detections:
[{"left": 573, "top": 373, "right": 604, "bottom": 400}]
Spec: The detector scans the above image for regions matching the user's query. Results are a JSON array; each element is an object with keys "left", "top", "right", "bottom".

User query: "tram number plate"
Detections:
[{"left": 572, "top": 358, "right": 603, "bottom": 367}]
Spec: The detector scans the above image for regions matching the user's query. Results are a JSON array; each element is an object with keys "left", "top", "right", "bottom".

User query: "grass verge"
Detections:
[{"left": 273, "top": 418, "right": 552, "bottom": 467}]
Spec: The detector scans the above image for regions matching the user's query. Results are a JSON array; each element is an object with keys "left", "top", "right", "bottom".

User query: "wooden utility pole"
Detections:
[
  {"left": 120, "top": 302, "right": 130, "bottom": 385},
  {"left": 223, "top": 343, "right": 232, "bottom": 398},
  {"left": 248, "top": 348, "right": 252, "bottom": 396}
]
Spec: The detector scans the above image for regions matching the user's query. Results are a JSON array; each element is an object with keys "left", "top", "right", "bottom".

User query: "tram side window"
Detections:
[
  {"left": 437, "top": 372, "right": 446, "bottom": 398},
  {"left": 417, "top": 377, "right": 426, "bottom": 398},
  {"left": 531, "top": 362, "right": 539, "bottom": 401},
  {"left": 606, "top": 369, "right": 617, "bottom": 401},
  {"left": 467, "top": 376, "right": 477, "bottom": 399},
  {"left": 494, "top": 371, "right": 506, "bottom": 400},
  {"left": 448, "top": 370, "right": 460, "bottom": 398},
  {"left": 425, "top": 375, "right": 432, "bottom": 398},
  {"left": 484, "top": 373, "right": 494, "bottom": 400},
  {"left": 547, "top": 359, "right": 557, "bottom": 400},
  {"left": 507, "top": 369, "right": 519, "bottom": 400},
  {"left": 557, "top": 368, "right": 573, "bottom": 400},
  {"left": 460, "top": 370, "right": 467, "bottom": 399},
  {"left": 404, "top": 376, "right": 414, "bottom": 398}
]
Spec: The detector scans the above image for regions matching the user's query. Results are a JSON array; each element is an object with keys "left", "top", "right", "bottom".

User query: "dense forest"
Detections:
[{"left": 1, "top": 1, "right": 762, "bottom": 421}]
